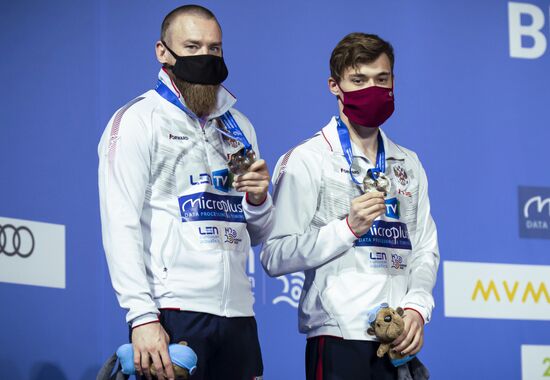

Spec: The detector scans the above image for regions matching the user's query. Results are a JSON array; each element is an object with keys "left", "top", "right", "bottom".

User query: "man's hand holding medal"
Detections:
[
  {"left": 335, "top": 116, "right": 391, "bottom": 237},
  {"left": 347, "top": 169, "right": 389, "bottom": 237},
  {"left": 230, "top": 149, "right": 270, "bottom": 205},
  {"left": 217, "top": 112, "right": 270, "bottom": 205}
]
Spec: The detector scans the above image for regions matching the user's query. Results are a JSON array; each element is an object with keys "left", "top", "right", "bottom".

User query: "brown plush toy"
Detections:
[
  {"left": 366, "top": 303, "right": 431, "bottom": 379},
  {"left": 366, "top": 303, "right": 408, "bottom": 363}
]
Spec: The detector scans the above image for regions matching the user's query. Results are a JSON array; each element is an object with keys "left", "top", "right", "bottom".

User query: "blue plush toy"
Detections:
[
  {"left": 97, "top": 341, "right": 197, "bottom": 380},
  {"left": 117, "top": 342, "right": 197, "bottom": 377}
]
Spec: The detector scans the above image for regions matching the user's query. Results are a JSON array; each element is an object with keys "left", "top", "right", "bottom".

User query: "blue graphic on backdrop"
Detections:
[
  {"left": 179, "top": 192, "right": 245, "bottom": 223},
  {"left": 518, "top": 186, "right": 550, "bottom": 239},
  {"left": 507, "top": 2, "right": 549, "bottom": 59},
  {"left": 272, "top": 272, "right": 305, "bottom": 308},
  {"left": 355, "top": 220, "right": 412, "bottom": 250}
]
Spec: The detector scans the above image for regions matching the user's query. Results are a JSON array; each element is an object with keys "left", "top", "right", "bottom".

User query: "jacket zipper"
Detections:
[
  {"left": 200, "top": 120, "right": 231, "bottom": 314},
  {"left": 221, "top": 250, "right": 230, "bottom": 313}
]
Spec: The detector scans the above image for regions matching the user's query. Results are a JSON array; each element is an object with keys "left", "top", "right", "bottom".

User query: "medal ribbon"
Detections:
[
  {"left": 155, "top": 80, "right": 196, "bottom": 118},
  {"left": 336, "top": 116, "right": 386, "bottom": 185},
  {"left": 218, "top": 111, "right": 252, "bottom": 152},
  {"left": 155, "top": 80, "right": 251, "bottom": 152}
]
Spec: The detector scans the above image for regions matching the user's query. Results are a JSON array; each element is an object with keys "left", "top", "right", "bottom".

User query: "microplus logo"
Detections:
[
  {"left": 518, "top": 186, "right": 550, "bottom": 239},
  {"left": 355, "top": 220, "right": 412, "bottom": 250},
  {"left": 508, "top": 2, "right": 549, "bottom": 59},
  {"left": 179, "top": 192, "right": 245, "bottom": 223}
]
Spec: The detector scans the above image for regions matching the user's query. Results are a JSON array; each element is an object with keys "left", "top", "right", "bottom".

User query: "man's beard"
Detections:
[{"left": 172, "top": 75, "right": 219, "bottom": 118}]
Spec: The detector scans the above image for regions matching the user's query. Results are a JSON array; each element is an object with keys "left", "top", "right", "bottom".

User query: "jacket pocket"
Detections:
[
  {"left": 167, "top": 247, "right": 224, "bottom": 307},
  {"left": 320, "top": 271, "right": 390, "bottom": 339}
]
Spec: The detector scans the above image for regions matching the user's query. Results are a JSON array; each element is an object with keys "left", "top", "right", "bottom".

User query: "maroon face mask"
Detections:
[{"left": 339, "top": 85, "right": 395, "bottom": 128}]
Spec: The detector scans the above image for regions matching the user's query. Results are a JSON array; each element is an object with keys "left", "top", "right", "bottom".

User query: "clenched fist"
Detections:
[
  {"left": 233, "top": 159, "right": 270, "bottom": 205},
  {"left": 347, "top": 191, "right": 386, "bottom": 236}
]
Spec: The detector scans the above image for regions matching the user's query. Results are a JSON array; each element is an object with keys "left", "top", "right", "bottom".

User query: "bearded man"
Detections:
[{"left": 98, "top": 5, "right": 272, "bottom": 380}]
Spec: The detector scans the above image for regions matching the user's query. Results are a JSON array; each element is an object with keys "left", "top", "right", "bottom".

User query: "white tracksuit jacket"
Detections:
[
  {"left": 261, "top": 117, "right": 439, "bottom": 340},
  {"left": 98, "top": 69, "right": 273, "bottom": 327}
]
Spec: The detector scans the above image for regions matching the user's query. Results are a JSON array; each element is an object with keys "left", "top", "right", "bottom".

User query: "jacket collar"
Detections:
[
  {"left": 322, "top": 116, "right": 406, "bottom": 160},
  {"left": 157, "top": 67, "right": 237, "bottom": 120}
]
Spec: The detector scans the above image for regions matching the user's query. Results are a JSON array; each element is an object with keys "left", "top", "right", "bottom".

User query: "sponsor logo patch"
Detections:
[
  {"left": 224, "top": 227, "right": 242, "bottom": 244},
  {"left": 355, "top": 220, "right": 412, "bottom": 250},
  {"left": 385, "top": 197, "right": 400, "bottom": 219},
  {"left": 391, "top": 253, "right": 407, "bottom": 270},
  {"left": 340, "top": 168, "right": 360, "bottom": 175},
  {"left": 169, "top": 133, "right": 188, "bottom": 141},
  {"left": 190, "top": 169, "right": 231, "bottom": 193},
  {"left": 178, "top": 192, "right": 245, "bottom": 223},
  {"left": 198, "top": 226, "right": 220, "bottom": 244},
  {"left": 212, "top": 168, "right": 230, "bottom": 193},
  {"left": 369, "top": 251, "right": 388, "bottom": 269}
]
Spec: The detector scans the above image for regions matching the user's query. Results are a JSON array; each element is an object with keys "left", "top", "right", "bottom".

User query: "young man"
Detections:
[
  {"left": 261, "top": 33, "right": 439, "bottom": 379},
  {"left": 98, "top": 5, "right": 271, "bottom": 380}
]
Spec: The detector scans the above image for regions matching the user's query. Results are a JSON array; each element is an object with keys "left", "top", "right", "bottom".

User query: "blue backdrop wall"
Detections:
[{"left": 1, "top": 1, "right": 549, "bottom": 379}]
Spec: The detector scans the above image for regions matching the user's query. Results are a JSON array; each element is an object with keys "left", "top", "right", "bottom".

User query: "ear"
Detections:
[
  {"left": 155, "top": 40, "right": 171, "bottom": 65},
  {"left": 328, "top": 77, "right": 341, "bottom": 97},
  {"left": 367, "top": 327, "right": 376, "bottom": 336},
  {"left": 396, "top": 307, "right": 404, "bottom": 316}
]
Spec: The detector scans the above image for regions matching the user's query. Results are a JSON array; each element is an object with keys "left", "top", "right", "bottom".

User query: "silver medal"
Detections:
[
  {"left": 363, "top": 171, "right": 391, "bottom": 194},
  {"left": 228, "top": 148, "right": 256, "bottom": 175}
]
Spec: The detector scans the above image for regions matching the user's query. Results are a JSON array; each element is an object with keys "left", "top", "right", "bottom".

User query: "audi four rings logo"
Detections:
[{"left": 0, "top": 224, "right": 35, "bottom": 258}]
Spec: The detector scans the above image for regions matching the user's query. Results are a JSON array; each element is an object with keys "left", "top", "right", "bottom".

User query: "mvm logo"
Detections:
[
  {"left": 444, "top": 261, "right": 550, "bottom": 321},
  {"left": 472, "top": 280, "right": 550, "bottom": 304}
]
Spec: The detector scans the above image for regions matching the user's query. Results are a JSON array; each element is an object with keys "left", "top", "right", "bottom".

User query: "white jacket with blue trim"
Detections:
[
  {"left": 261, "top": 117, "right": 439, "bottom": 340},
  {"left": 98, "top": 69, "right": 273, "bottom": 327}
]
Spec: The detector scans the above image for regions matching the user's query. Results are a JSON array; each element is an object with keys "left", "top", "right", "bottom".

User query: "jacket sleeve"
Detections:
[
  {"left": 400, "top": 157, "right": 440, "bottom": 324},
  {"left": 98, "top": 104, "right": 159, "bottom": 327},
  {"left": 260, "top": 147, "right": 358, "bottom": 277},
  {"left": 234, "top": 111, "right": 274, "bottom": 246}
]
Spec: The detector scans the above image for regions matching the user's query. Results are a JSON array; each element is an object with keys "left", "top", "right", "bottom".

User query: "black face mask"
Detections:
[{"left": 162, "top": 41, "right": 228, "bottom": 85}]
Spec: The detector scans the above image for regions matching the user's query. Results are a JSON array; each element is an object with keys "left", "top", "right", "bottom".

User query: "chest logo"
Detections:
[
  {"left": 393, "top": 164, "right": 410, "bottom": 187},
  {"left": 169, "top": 133, "right": 189, "bottom": 141}
]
